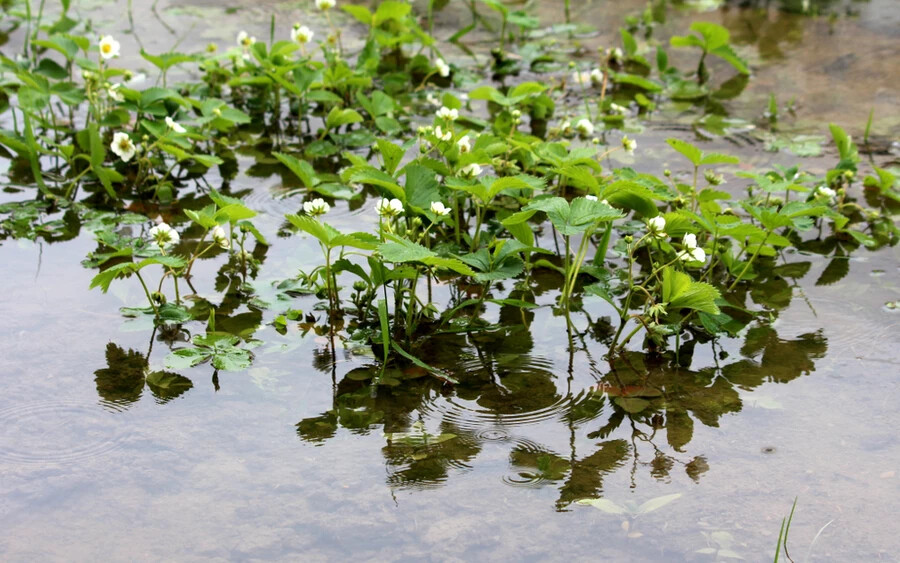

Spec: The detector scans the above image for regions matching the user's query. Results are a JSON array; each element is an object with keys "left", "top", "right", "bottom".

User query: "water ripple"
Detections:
[{"left": 0, "top": 401, "right": 132, "bottom": 464}]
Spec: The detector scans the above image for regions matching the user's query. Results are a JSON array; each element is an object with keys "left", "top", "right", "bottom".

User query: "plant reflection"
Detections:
[{"left": 296, "top": 306, "right": 828, "bottom": 508}]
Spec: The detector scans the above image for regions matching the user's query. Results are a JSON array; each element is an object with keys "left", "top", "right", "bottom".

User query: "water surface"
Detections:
[{"left": 1, "top": 0, "right": 898, "bottom": 560}]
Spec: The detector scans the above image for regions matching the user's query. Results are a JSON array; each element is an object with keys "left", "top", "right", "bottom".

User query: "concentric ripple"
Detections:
[
  {"left": 420, "top": 389, "right": 598, "bottom": 430},
  {"left": 503, "top": 438, "right": 568, "bottom": 488},
  {"left": 0, "top": 401, "right": 132, "bottom": 464}
]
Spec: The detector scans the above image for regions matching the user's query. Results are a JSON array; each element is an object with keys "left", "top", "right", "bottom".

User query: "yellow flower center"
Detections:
[{"left": 101, "top": 44, "right": 112, "bottom": 54}]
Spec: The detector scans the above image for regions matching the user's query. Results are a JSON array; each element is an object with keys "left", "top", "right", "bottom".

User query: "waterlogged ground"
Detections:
[{"left": 1, "top": 0, "right": 899, "bottom": 560}]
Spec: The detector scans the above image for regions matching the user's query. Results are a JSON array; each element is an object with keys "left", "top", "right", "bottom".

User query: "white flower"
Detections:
[
  {"left": 683, "top": 233, "right": 698, "bottom": 249},
  {"left": 237, "top": 31, "right": 256, "bottom": 48},
  {"left": 303, "top": 198, "right": 330, "bottom": 216},
  {"left": 316, "top": 0, "right": 336, "bottom": 10},
  {"left": 435, "top": 58, "right": 450, "bottom": 77},
  {"left": 149, "top": 222, "right": 179, "bottom": 249},
  {"left": 125, "top": 72, "right": 147, "bottom": 86},
  {"left": 110, "top": 132, "right": 136, "bottom": 162},
  {"left": 610, "top": 103, "right": 627, "bottom": 114},
  {"left": 98, "top": 35, "right": 120, "bottom": 60},
  {"left": 816, "top": 186, "right": 836, "bottom": 200},
  {"left": 678, "top": 245, "right": 706, "bottom": 263},
  {"left": 107, "top": 83, "right": 124, "bottom": 102},
  {"left": 164, "top": 116, "right": 186, "bottom": 134},
  {"left": 622, "top": 135, "right": 637, "bottom": 155},
  {"left": 457, "top": 135, "right": 471, "bottom": 153},
  {"left": 609, "top": 47, "right": 623, "bottom": 61},
  {"left": 375, "top": 198, "right": 404, "bottom": 217},
  {"left": 436, "top": 106, "right": 458, "bottom": 121},
  {"left": 460, "top": 163, "right": 482, "bottom": 178},
  {"left": 430, "top": 201, "right": 451, "bottom": 216},
  {"left": 572, "top": 71, "right": 591, "bottom": 87},
  {"left": 575, "top": 118, "right": 594, "bottom": 137},
  {"left": 560, "top": 120, "right": 572, "bottom": 134},
  {"left": 647, "top": 216, "right": 667, "bottom": 239},
  {"left": 590, "top": 68, "right": 604, "bottom": 83},
  {"left": 433, "top": 125, "right": 452, "bottom": 142},
  {"left": 212, "top": 225, "right": 230, "bottom": 249},
  {"left": 291, "top": 24, "right": 314, "bottom": 44}
]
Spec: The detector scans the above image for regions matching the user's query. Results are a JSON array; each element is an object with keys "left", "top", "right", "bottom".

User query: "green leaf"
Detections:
[
  {"left": 525, "top": 197, "right": 623, "bottom": 236},
  {"left": 710, "top": 44, "right": 749, "bottom": 75},
  {"left": 666, "top": 138, "right": 702, "bottom": 167},
  {"left": 342, "top": 4, "right": 373, "bottom": 25},
  {"left": 146, "top": 371, "right": 193, "bottom": 400},
  {"left": 215, "top": 203, "right": 257, "bottom": 224},
  {"left": 576, "top": 498, "right": 627, "bottom": 514},
  {"left": 377, "top": 139, "right": 405, "bottom": 176},
  {"left": 286, "top": 213, "right": 336, "bottom": 246},
  {"left": 348, "top": 166, "right": 405, "bottom": 200},
  {"left": 325, "top": 107, "right": 364, "bottom": 129},
  {"left": 391, "top": 341, "right": 459, "bottom": 384},
  {"left": 373, "top": 0, "right": 412, "bottom": 25},
  {"left": 165, "top": 348, "right": 210, "bottom": 369},
  {"left": 274, "top": 151, "right": 318, "bottom": 187},
  {"left": 699, "top": 152, "right": 739, "bottom": 166},
  {"left": 691, "top": 21, "right": 730, "bottom": 51},
  {"left": 637, "top": 493, "right": 682, "bottom": 514},
  {"left": 612, "top": 73, "right": 662, "bottom": 92},
  {"left": 662, "top": 267, "right": 721, "bottom": 315},
  {"left": 89, "top": 262, "right": 136, "bottom": 292},
  {"left": 210, "top": 347, "right": 252, "bottom": 371},
  {"left": 140, "top": 50, "right": 195, "bottom": 72}
]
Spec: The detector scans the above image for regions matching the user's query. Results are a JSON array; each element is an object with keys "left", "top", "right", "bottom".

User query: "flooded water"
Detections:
[{"left": 1, "top": 0, "right": 899, "bottom": 560}]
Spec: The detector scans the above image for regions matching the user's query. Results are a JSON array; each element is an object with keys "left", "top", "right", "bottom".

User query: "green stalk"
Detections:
[
  {"left": 324, "top": 245, "right": 336, "bottom": 314},
  {"left": 564, "top": 228, "right": 596, "bottom": 303},
  {"left": 728, "top": 232, "right": 770, "bottom": 291},
  {"left": 134, "top": 271, "right": 159, "bottom": 317},
  {"left": 593, "top": 223, "right": 613, "bottom": 265},
  {"left": 563, "top": 235, "right": 571, "bottom": 301},
  {"left": 471, "top": 204, "right": 485, "bottom": 250}
]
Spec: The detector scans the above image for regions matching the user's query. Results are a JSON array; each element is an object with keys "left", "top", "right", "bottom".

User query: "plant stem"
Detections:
[
  {"left": 728, "top": 232, "right": 770, "bottom": 291},
  {"left": 135, "top": 271, "right": 159, "bottom": 317}
]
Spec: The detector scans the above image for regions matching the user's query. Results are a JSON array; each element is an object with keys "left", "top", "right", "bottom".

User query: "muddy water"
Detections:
[{"left": 1, "top": 0, "right": 899, "bottom": 560}]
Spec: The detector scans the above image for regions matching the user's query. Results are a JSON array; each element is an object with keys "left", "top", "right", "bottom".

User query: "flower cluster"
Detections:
[
  {"left": 678, "top": 233, "right": 706, "bottom": 264},
  {"left": 165, "top": 116, "right": 187, "bottom": 134},
  {"left": 575, "top": 119, "right": 594, "bottom": 137},
  {"left": 435, "top": 59, "right": 450, "bottom": 78},
  {"left": 433, "top": 126, "right": 452, "bottom": 142},
  {"left": 212, "top": 226, "right": 230, "bottom": 250},
  {"left": 436, "top": 106, "right": 459, "bottom": 121}
]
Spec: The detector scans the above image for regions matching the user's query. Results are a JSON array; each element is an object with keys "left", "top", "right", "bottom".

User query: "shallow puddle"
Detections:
[{"left": 0, "top": 0, "right": 898, "bottom": 560}]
